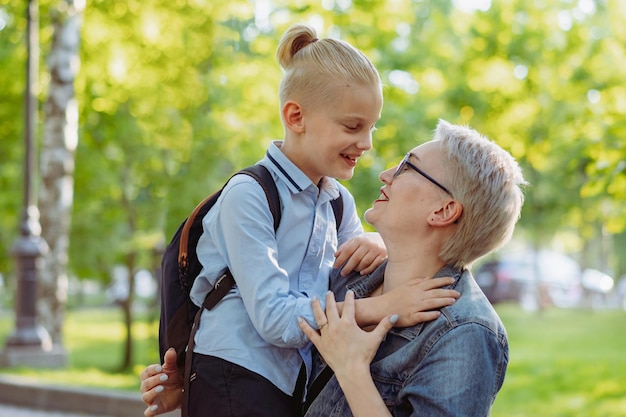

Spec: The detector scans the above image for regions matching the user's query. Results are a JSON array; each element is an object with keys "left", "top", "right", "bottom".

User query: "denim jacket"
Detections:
[{"left": 305, "top": 262, "right": 509, "bottom": 417}]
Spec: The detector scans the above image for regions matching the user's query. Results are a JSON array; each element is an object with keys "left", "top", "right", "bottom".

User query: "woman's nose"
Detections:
[{"left": 379, "top": 166, "right": 395, "bottom": 184}]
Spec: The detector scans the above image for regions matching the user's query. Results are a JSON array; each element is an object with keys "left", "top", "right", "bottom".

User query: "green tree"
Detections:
[{"left": 1, "top": 0, "right": 625, "bottom": 370}]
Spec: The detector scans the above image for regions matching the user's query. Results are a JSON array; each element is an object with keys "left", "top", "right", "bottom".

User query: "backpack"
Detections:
[{"left": 158, "top": 163, "right": 344, "bottom": 382}]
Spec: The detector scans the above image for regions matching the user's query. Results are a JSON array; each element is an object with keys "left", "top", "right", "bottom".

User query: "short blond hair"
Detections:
[
  {"left": 276, "top": 23, "right": 381, "bottom": 112},
  {"left": 436, "top": 120, "right": 528, "bottom": 268}
]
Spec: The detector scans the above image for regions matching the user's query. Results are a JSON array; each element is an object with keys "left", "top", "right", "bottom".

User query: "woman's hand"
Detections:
[
  {"left": 298, "top": 290, "right": 396, "bottom": 379},
  {"left": 334, "top": 232, "right": 387, "bottom": 276},
  {"left": 139, "top": 348, "right": 183, "bottom": 417},
  {"left": 298, "top": 290, "right": 396, "bottom": 417}
]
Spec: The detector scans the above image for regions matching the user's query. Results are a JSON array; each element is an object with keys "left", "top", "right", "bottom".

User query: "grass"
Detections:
[
  {"left": 491, "top": 304, "right": 626, "bottom": 417},
  {"left": 0, "top": 306, "right": 161, "bottom": 392},
  {"left": 1, "top": 304, "right": 625, "bottom": 416}
]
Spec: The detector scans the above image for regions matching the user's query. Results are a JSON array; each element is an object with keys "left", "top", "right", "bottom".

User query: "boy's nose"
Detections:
[{"left": 357, "top": 132, "right": 373, "bottom": 151}]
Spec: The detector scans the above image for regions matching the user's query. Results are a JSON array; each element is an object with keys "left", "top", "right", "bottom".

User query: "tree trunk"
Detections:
[
  {"left": 119, "top": 173, "right": 138, "bottom": 372},
  {"left": 39, "top": 0, "right": 83, "bottom": 344},
  {"left": 119, "top": 251, "right": 136, "bottom": 372}
]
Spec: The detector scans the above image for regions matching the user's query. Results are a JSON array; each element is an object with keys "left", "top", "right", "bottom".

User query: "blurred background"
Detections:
[{"left": 0, "top": 0, "right": 625, "bottom": 416}]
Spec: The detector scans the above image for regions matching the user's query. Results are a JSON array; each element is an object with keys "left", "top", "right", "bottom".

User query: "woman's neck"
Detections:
[{"left": 382, "top": 252, "right": 446, "bottom": 294}]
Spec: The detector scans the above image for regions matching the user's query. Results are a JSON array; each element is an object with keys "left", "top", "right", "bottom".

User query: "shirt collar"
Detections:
[{"left": 264, "top": 141, "right": 340, "bottom": 200}]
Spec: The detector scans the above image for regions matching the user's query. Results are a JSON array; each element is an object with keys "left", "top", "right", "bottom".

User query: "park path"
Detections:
[
  {"left": 0, "top": 403, "right": 108, "bottom": 417},
  {"left": 0, "top": 375, "right": 183, "bottom": 417}
]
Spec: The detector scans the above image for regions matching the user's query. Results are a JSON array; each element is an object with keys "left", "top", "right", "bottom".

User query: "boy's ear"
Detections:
[
  {"left": 428, "top": 199, "right": 463, "bottom": 226},
  {"left": 282, "top": 101, "right": 305, "bottom": 133}
]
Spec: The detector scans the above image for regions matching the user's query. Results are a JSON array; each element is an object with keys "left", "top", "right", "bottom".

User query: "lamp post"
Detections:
[{"left": 1, "top": 0, "right": 60, "bottom": 367}]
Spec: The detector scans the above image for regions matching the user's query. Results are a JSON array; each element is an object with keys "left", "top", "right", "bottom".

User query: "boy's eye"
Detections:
[{"left": 343, "top": 122, "right": 377, "bottom": 132}]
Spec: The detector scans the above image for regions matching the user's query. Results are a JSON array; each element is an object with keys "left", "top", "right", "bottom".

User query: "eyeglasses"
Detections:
[{"left": 393, "top": 153, "right": 453, "bottom": 197}]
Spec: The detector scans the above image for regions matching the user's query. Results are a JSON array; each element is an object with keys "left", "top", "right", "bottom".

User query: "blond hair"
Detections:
[
  {"left": 436, "top": 120, "right": 528, "bottom": 268},
  {"left": 276, "top": 23, "right": 381, "bottom": 112}
]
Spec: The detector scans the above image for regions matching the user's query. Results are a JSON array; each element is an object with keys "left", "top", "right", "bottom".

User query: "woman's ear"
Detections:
[
  {"left": 428, "top": 200, "right": 463, "bottom": 226},
  {"left": 282, "top": 101, "right": 305, "bottom": 134}
]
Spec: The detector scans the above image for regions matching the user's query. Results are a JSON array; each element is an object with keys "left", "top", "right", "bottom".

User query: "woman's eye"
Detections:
[{"left": 396, "top": 165, "right": 411, "bottom": 175}]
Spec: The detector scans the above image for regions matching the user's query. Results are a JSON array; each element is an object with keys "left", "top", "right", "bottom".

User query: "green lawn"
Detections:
[
  {"left": 0, "top": 307, "right": 161, "bottom": 392},
  {"left": 0, "top": 304, "right": 625, "bottom": 416},
  {"left": 492, "top": 304, "right": 626, "bottom": 417}
]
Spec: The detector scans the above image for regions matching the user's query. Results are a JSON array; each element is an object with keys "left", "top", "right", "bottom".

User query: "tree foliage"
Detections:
[{"left": 1, "top": 0, "right": 625, "bottom": 302}]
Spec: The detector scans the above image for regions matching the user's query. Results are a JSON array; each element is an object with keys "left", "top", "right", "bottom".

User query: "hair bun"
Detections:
[{"left": 277, "top": 23, "right": 319, "bottom": 70}]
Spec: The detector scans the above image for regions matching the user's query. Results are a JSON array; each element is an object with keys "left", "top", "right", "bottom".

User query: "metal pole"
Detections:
[{"left": 5, "top": 0, "right": 52, "bottom": 351}]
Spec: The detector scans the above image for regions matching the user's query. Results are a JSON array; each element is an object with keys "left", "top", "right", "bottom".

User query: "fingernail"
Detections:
[
  {"left": 150, "top": 405, "right": 158, "bottom": 412},
  {"left": 156, "top": 385, "right": 164, "bottom": 393},
  {"left": 155, "top": 365, "right": 162, "bottom": 373},
  {"left": 159, "top": 374, "right": 168, "bottom": 382},
  {"left": 390, "top": 314, "right": 399, "bottom": 324},
  {"left": 296, "top": 317, "right": 303, "bottom": 323}
]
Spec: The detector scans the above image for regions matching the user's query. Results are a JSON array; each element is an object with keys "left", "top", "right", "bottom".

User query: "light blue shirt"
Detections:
[{"left": 190, "top": 141, "right": 364, "bottom": 395}]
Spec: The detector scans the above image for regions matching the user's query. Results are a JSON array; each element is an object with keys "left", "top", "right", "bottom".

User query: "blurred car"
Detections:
[
  {"left": 475, "top": 250, "right": 583, "bottom": 310},
  {"left": 581, "top": 268, "right": 614, "bottom": 293},
  {"left": 580, "top": 268, "right": 615, "bottom": 309}
]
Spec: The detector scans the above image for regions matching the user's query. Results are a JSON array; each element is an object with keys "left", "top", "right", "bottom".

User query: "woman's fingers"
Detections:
[
  {"left": 324, "top": 291, "right": 340, "bottom": 320},
  {"left": 140, "top": 371, "right": 165, "bottom": 397},
  {"left": 339, "top": 290, "right": 355, "bottom": 319},
  {"left": 372, "top": 314, "right": 398, "bottom": 340},
  {"left": 139, "top": 363, "right": 162, "bottom": 382},
  {"left": 311, "top": 295, "right": 328, "bottom": 330},
  {"left": 298, "top": 316, "right": 321, "bottom": 343},
  {"left": 140, "top": 373, "right": 168, "bottom": 415},
  {"left": 301, "top": 291, "right": 343, "bottom": 338}
]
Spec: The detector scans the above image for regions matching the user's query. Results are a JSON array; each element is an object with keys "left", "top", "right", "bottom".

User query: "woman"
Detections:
[{"left": 299, "top": 119, "right": 527, "bottom": 417}]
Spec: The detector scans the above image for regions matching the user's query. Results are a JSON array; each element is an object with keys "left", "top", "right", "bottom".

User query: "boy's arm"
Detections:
[
  {"left": 347, "top": 277, "right": 460, "bottom": 327},
  {"left": 334, "top": 232, "right": 387, "bottom": 276}
]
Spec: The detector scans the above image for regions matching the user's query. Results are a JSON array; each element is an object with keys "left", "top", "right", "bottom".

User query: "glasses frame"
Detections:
[{"left": 393, "top": 153, "right": 453, "bottom": 197}]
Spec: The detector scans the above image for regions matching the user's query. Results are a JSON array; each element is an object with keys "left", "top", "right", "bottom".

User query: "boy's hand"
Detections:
[
  {"left": 382, "top": 277, "right": 460, "bottom": 327},
  {"left": 334, "top": 232, "right": 387, "bottom": 276}
]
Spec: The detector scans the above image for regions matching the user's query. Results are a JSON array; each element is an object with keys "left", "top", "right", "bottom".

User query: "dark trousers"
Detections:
[{"left": 188, "top": 353, "right": 304, "bottom": 417}]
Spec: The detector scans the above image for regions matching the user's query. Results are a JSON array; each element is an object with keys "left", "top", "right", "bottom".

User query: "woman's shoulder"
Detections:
[{"left": 445, "top": 272, "right": 507, "bottom": 337}]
